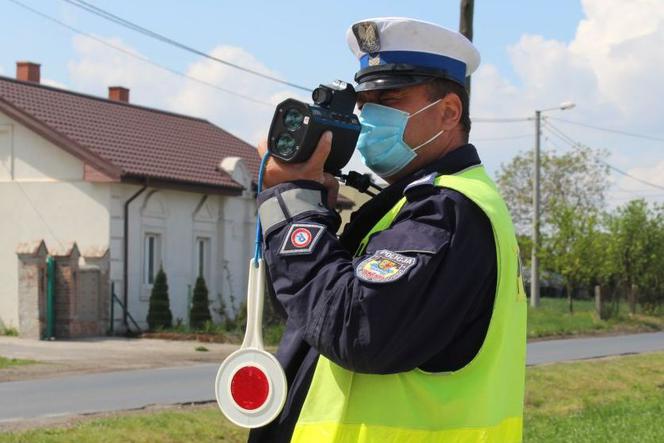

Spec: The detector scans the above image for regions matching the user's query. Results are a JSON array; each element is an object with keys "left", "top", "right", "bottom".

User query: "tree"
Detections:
[
  {"left": 190, "top": 275, "right": 212, "bottom": 329},
  {"left": 496, "top": 144, "right": 609, "bottom": 238},
  {"left": 541, "top": 200, "right": 602, "bottom": 313},
  {"left": 498, "top": 144, "right": 611, "bottom": 309},
  {"left": 639, "top": 204, "right": 664, "bottom": 313},
  {"left": 498, "top": 144, "right": 664, "bottom": 315},
  {"left": 608, "top": 199, "right": 664, "bottom": 314},
  {"left": 147, "top": 267, "right": 173, "bottom": 330}
]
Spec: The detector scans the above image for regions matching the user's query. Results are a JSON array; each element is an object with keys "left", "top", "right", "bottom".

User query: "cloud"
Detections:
[
  {"left": 612, "top": 160, "right": 664, "bottom": 201},
  {"left": 68, "top": 35, "right": 179, "bottom": 109},
  {"left": 168, "top": 45, "right": 307, "bottom": 145},
  {"left": 471, "top": 0, "right": 664, "bottom": 205},
  {"left": 42, "top": 78, "right": 68, "bottom": 90},
  {"left": 66, "top": 34, "right": 304, "bottom": 147}
]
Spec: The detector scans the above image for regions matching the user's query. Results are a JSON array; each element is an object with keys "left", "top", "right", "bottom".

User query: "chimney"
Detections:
[
  {"left": 16, "top": 62, "right": 41, "bottom": 83},
  {"left": 108, "top": 86, "right": 130, "bottom": 103}
]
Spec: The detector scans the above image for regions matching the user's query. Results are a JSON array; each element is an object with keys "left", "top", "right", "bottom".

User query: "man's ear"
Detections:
[{"left": 439, "top": 93, "right": 462, "bottom": 130}]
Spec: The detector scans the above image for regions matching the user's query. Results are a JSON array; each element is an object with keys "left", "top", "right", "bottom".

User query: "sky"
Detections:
[{"left": 1, "top": 0, "right": 663, "bottom": 206}]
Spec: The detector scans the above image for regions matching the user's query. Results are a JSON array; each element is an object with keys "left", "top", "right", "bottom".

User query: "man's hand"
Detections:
[{"left": 258, "top": 131, "right": 339, "bottom": 208}]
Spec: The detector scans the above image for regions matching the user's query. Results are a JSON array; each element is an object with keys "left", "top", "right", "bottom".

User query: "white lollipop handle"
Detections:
[
  {"left": 242, "top": 258, "right": 266, "bottom": 350},
  {"left": 215, "top": 258, "right": 288, "bottom": 428}
]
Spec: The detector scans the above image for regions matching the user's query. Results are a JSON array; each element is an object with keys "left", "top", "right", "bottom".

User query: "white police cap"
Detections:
[{"left": 346, "top": 17, "right": 480, "bottom": 92}]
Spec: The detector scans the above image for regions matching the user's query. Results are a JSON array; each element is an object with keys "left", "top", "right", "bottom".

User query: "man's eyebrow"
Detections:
[
  {"left": 379, "top": 89, "right": 404, "bottom": 99},
  {"left": 356, "top": 88, "right": 403, "bottom": 104}
]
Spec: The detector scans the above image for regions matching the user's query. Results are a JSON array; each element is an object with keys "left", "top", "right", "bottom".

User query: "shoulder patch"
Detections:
[
  {"left": 403, "top": 173, "right": 438, "bottom": 199},
  {"left": 355, "top": 249, "right": 417, "bottom": 283},
  {"left": 280, "top": 223, "right": 326, "bottom": 256}
]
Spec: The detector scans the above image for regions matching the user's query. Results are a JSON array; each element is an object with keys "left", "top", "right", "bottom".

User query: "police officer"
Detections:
[{"left": 250, "top": 17, "right": 527, "bottom": 443}]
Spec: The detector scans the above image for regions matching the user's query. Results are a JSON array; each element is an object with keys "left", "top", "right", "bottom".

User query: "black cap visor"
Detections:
[{"left": 354, "top": 63, "right": 465, "bottom": 92}]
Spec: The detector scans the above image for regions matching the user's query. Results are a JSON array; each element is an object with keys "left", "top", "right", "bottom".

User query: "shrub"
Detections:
[
  {"left": 0, "top": 326, "right": 19, "bottom": 336},
  {"left": 190, "top": 276, "right": 212, "bottom": 329},
  {"left": 146, "top": 267, "right": 173, "bottom": 330}
]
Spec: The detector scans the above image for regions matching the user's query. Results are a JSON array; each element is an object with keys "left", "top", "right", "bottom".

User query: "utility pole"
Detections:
[
  {"left": 531, "top": 110, "right": 542, "bottom": 308},
  {"left": 459, "top": 0, "right": 474, "bottom": 96},
  {"left": 530, "top": 102, "right": 575, "bottom": 308}
]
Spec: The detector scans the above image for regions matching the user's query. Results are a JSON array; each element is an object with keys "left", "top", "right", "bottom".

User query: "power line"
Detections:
[
  {"left": 542, "top": 122, "right": 664, "bottom": 192},
  {"left": 602, "top": 163, "right": 664, "bottom": 192},
  {"left": 472, "top": 116, "right": 532, "bottom": 123},
  {"left": 612, "top": 187, "right": 664, "bottom": 197},
  {"left": 542, "top": 132, "right": 565, "bottom": 151},
  {"left": 541, "top": 121, "right": 578, "bottom": 146},
  {"left": 547, "top": 116, "right": 664, "bottom": 143},
  {"left": 7, "top": 0, "right": 274, "bottom": 108},
  {"left": 471, "top": 133, "right": 533, "bottom": 142},
  {"left": 61, "top": 0, "right": 312, "bottom": 92}
]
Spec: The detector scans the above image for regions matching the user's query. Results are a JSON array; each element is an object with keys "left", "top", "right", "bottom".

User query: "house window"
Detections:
[
  {"left": 144, "top": 234, "right": 161, "bottom": 285},
  {"left": 196, "top": 237, "right": 210, "bottom": 281}
]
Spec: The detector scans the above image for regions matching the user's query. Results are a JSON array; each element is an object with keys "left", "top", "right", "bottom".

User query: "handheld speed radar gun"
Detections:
[{"left": 267, "top": 80, "right": 361, "bottom": 173}]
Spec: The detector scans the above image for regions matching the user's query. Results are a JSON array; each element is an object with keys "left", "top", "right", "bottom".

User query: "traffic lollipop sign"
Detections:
[{"left": 215, "top": 258, "right": 287, "bottom": 428}]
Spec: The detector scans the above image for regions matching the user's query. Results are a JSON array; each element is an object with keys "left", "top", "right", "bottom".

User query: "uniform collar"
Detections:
[
  {"left": 375, "top": 143, "right": 481, "bottom": 203},
  {"left": 407, "top": 143, "right": 481, "bottom": 181},
  {"left": 339, "top": 144, "right": 482, "bottom": 252}
]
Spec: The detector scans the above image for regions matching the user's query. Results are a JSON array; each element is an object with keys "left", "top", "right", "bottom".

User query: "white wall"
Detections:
[
  {"left": 109, "top": 184, "right": 256, "bottom": 330},
  {"left": 0, "top": 110, "right": 257, "bottom": 332},
  {"left": 218, "top": 193, "right": 256, "bottom": 317},
  {"left": 0, "top": 112, "right": 111, "bottom": 329}
]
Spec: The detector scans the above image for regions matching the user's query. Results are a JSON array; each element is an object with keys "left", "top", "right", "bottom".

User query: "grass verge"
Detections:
[
  {"left": 141, "top": 323, "right": 284, "bottom": 346},
  {"left": 528, "top": 297, "right": 663, "bottom": 339},
  {"left": 2, "top": 353, "right": 662, "bottom": 442},
  {"left": 524, "top": 352, "right": 664, "bottom": 442},
  {"left": 0, "top": 356, "right": 35, "bottom": 370}
]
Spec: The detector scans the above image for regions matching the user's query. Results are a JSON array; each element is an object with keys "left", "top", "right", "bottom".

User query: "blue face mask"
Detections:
[{"left": 356, "top": 99, "right": 445, "bottom": 179}]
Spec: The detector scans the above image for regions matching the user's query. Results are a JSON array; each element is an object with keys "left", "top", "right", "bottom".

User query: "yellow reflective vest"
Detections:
[{"left": 292, "top": 165, "right": 527, "bottom": 442}]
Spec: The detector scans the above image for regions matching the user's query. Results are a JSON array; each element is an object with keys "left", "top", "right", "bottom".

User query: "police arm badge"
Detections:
[
  {"left": 355, "top": 250, "right": 417, "bottom": 283},
  {"left": 279, "top": 223, "right": 326, "bottom": 256}
]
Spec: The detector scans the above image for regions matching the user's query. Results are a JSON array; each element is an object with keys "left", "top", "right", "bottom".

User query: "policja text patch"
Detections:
[
  {"left": 355, "top": 249, "right": 417, "bottom": 283},
  {"left": 279, "top": 223, "right": 326, "bottom": 255}
]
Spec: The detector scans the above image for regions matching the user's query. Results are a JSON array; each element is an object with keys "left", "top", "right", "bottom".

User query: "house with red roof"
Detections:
[{"left": 0, "top": 62, "right": 267, "bottom": 337}]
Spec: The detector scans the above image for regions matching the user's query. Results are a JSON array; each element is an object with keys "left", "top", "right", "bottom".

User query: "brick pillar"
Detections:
[
  {"left": 52, "top": 243, "right": 80, "bottom": 338},
  {"left": 82, "top": 248, "right": 110, "bottom": 336},
  {"left": 77, "top": 266, "right": 100, "bottom": 336},
  {"left": 16, "top": 241, "right": 49, "bottom": 339}
]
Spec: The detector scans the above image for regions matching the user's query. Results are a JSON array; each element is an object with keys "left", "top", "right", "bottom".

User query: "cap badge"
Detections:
[
  {"left": 353, "top": 21, "right": 381, "bottom": 53},
  {"left": 368, "top": 55, "right": 381, "bottom": 66}
]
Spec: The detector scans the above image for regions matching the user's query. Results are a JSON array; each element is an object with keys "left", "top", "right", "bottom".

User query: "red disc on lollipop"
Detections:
[{"left": 230, "top": 366, "right": 270, "bottom": 410}]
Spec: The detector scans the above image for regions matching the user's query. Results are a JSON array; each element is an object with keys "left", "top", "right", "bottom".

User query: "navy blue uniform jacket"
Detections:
[{"left": 248, "top": 144, "right": 497, "bottom": 442}]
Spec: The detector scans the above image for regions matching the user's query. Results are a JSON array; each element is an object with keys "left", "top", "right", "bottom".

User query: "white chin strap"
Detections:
[{"left": 413, "top": 129, "right": 445, "bottom": 152}]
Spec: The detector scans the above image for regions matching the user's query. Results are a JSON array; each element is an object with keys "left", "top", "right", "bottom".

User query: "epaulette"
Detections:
[{"left": 403, "top": 172, "right": 438, "bottom": 202}]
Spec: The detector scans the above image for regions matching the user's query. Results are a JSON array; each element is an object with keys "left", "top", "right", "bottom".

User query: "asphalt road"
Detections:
[
  {"left": 2, "top": 332, "right": 663, "bottom": 424},
  {"left": 526, "top": 331, "right": 664, "bottom": 365}
]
